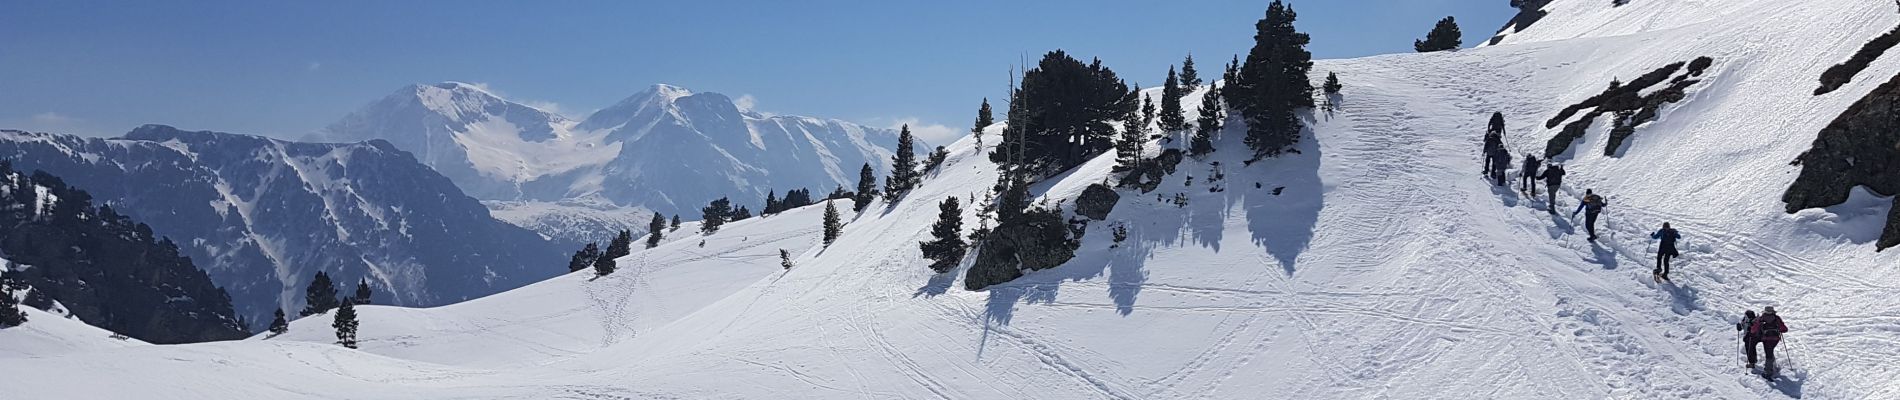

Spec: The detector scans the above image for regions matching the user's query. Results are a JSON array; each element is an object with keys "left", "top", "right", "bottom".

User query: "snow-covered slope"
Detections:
[
  {"left": 316, "top": 82, "right": 907, "bottom": 244},
  {"left": 7, "top": 0, "right": 1900, "bottom": 398}
]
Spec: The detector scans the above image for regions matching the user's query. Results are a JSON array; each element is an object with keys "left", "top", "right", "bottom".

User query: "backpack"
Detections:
[{"left": 1754, "top": 314, "right": 1785, "bottom": 339}]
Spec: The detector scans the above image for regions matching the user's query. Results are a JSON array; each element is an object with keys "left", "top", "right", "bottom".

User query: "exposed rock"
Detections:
[
  {"left": 1785, "top": 72, "right": 1900, "bottom": 250},
  {"left": 1075, "top": 184, "right": 1121, "bottom": 221}
]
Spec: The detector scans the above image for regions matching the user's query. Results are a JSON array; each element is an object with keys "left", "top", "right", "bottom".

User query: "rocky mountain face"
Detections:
[
  {"left": 0, "top": 126, "right": 564, "bottom": 326},
  {"left": 314, "top": 82, "right": 907, "bottom": 244}
]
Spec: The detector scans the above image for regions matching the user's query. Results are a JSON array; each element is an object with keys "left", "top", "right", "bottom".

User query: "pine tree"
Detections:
[
  {"left": 1221, "top": 55, "right": 1241, "bottom": 100},
  {"left": 927, "top": 146, "right": 950, "bottom": 171},
  {"left": 991, "top": 50, "right": 1135, "bottom": 175},
  {"left": 1234, "top": 1, "right": 1316, "bottom": 158},
  {"left": 701, "top": 197, "right": 731, "bottom": 234},
  {"left": 854, "top": 163, "right": 877, "bottom": 211},
  {"left": 822, "top": 200, "right": 842, "bottom": 246},
  {"left": 1322, "top": 72, "right": 1342, "bottom": 94},
  {"left": 731, "top": 206, "right": 753, "bottom": 221},
  {"left": 1159, "top": 66, "right": 1189, "bottom": 132},
  {"left": 919, "top": 197, "right": 967, "bottom": 273},
  {"left": 779, "top": 249, "right": 794, "bottom": 270},
  {"left": 568, "top": 243, "right": 601, "bottom": 273},
  {"left": 604, "top": 229, "right": 633, "bottom": 259},
  {"left": 1413, "top": 16, "right": 1463, "bottom": 52},
  {"left": 0, "top": 269, "right": 25, "bottom": 328},
  {"left": 1141, "top": 94, "right": 1156, "bottom": 128},
  {"left": 300, "top": 271, "right": 339, "bottom": 317},
  {"left": 669, "top": 215, "right": 681, "bottom": 231},
  {"left": 268, "top": 308, "right": 288, "bottom": 335},
  {"left": 972, "top": 98, "right": 994, "bottom": 138},
  {"left": 593, "top": 250, "right": 617, "bottom": 277},
  {"left": 1181, "top": 53, "right": 1203, "bottom": 91},
  {"left": 332, "top": 301, "right": 358, "bottom": 349},
  {"left": 764, "top": 191, "right": 780, "bottom": 215},
  {"left": 1192, "top": 82, "right": 1225, "bottom": 156},
  {"left": 1117, "top": 119, "right": 1145, "bottom": 172},
  {"left": 646, "top": 213, "right": 667, "bottom": 248},
  {"left": 885, "top": 125, "right": 919, "bottom": 202},
  {"left": 353, "top": 279, "right": 372, "bottom": 305}
]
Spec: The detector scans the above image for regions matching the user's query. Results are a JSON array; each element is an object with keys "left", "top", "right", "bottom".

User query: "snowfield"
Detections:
[{"left": 5, "top": 0, "right": 1900, "bottom": 398}]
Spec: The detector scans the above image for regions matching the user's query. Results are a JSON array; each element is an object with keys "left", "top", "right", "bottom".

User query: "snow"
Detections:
[{"left": 7, "top": 0, "right": 1900, "bottom": 398}]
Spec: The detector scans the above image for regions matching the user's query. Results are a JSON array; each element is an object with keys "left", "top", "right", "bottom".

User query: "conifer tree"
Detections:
[
  {"left": 701, "top": 197, "right": 731, "bottom": 234},
  {"left": 1413, "top": 16, "right": 1463, "bottom": 52},
  {"left": 1234, "top": 0, "right": 1315, "bottom": 158},
  {"left": 0, "top": 270, "right": 24, "bottom": 328},
  {"left": 605, "top": 229, "right": 633, "bottom": 259},
  {"left": 300, "top": 271, "right": 339, "bottom": 317},
  {"left": 828, "top": 185, "right": 851, "bottom": 200},
  {"left": 885, "top": 125, "right": 919, "bottom": 202},
  {"left": 919, "top": 197, "right": 967, "bottom": 273},
  {"left": 1181, "top": 53, "right": 1203, "bottom": 91},
  {"left": 764, "top": 191, "right": 780, "bottom": 215},
  {"left": 732, "top": 206, "right": 753, "bottom": 221},
  {"left": 593, "top": 250, "right": 616, "bottom": 277},
  {"left": 353, "top": 279, "right": 373, "bottom": 305},
  {"left": 854, "top": 163, "right": 877, "bottom": 211},
  {"left": 1192, "top": 82, "right": 1225, "bottom": 156},
  {"left": 1159, "top": 66, "right": 1189, "bottom": 133},
  {"left": 646, "top": 213, "right": 667, "bottom": 248},
  {"left": 1141, "top": 94, "right": 1156, "bottom": 128},
  {"left": 669, "top": 214, "right": 681, "bottom": 231},
  {"left": 972, "top": 98, "right": 994, "bottom": 138},
  {"left": 1221, "top": 55, "right": 1241, "bottom": 100},
  {"left": 268, "top": 308, "right": 288, "bottom": 335},
  {"left": 332, "top": 301, "right": 358, "bottom": 349},
  {"left": 822, "top": 200, "right": 842, "bottom": 246},
  {"left": 927, "top": 146, "right": 950, "bottom": 171},
  {"left": 1116, "top": 87, "right": 1146, "bottom": 172},
  {"left": 780, "top": 249, "right": 794, "bottom": 270},
  {"left": 568, "top": 243, "right": 601, "bottom": 273}
]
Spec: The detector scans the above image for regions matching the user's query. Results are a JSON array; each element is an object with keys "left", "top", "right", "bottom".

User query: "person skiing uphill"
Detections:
[
  {"left": 1537, "top": 163, "right": 1566, "bottom": 214},
  {"left": 1572, "top": 189, "right": 1606, "bottom": 241},
  {"left": 1736, "top": 310, "right": 1762, "bottom": 369},
  {"left": 1483, "top": 113, "right": 1505, "bottom": 176},
  {"left": 1650, "top": 222, "right": 1681, "bottom": 281},
  {"left": 1749, "top": 306, "right": 1790, "bottom": 376},
  {"left": 1489, "top": 146, "right": 1512, "bottom": 187},
  {"left": 1521, "top": 154, "right": 1541, "bottom": 197}
]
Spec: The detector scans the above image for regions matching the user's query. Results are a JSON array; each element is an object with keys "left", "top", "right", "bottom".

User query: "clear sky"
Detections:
[{"left": 0, "top": 1, "right": 1513, "bottom": 142}]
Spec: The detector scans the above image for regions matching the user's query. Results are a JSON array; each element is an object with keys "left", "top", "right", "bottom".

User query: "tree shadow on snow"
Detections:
[{"left": 1243, "top": 127, "right": 1325, "bottom": 275}]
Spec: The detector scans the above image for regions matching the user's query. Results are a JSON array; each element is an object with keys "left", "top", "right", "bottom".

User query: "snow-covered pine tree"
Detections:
[
  {"left": 268, "top": 308, "right": 288, "bottom": 335},
  {"left": 701, "top": 197, "right": 732, "bottom": 234},
  {"left": 1235, "top": 0, "right": 1315, "bottom": 159},
  {"left": 300, "top": 271, "right": 340, "bottom": 317},
  {"left": 1192, "top": 82, "right": 1225, "bottom": 156},
  {"left": 568, "top": 243, "right": 601, "bottom": 273},
  {"left": 822, "top": 200, "right": 842, "bottom": 246},
  {"left": 1160, "top": 66, "right": 1189, "bottom": 133},
  {"left": 854, "top": 163, "right": 878, "bottom": 211},
  {"left": 353, "top": 279, "right": 372, "bottom": 305},
  {"left": 1413, "top": 16, "right": 1462, "bottom": 52},
  {"left": 646, "top": 213, "right": 666, "bottom": 248},
  {"left": 1181, "top": 53, "right": 1203, "bottom": 91},
  {"left": 885, "top": 125, "right": 919, "bottom": 202},
  {"left": 973, "top": 98, "right": 994, "bottom": 138},
  {"left": 332, "top": 301, "right": 358, "bottom": 349},
  {"left": 919, "top": 197, "right": 967, "bottom": 273}
]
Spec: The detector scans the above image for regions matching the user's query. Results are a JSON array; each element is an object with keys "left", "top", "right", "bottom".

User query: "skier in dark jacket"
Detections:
[
  {"left": 1650, "top": 222, "right": 1681, "bottom": 280},
  {"left": 1537, "top": 164, "right": 1566, "bottom": 214},
  {"left": 1572, "top": 189, "right": 1606, "bottom": 240},
  {"left": 1737, "top": 310, "right": 1761, "bottom": 369},
  {"left": 1488, "top": 147, "right": 1512, "bottom": 187},
  {"left": 1483, "top": 113, "right": 1505, "bottom": 177},
  {"left": 1521, "top": 154, "right": 1541, "bottom": 196},
  {"left": 1749, "top": 306, "right": 1790, "bottom": 371}
]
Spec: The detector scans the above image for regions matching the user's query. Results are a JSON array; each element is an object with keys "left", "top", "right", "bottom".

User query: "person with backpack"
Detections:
[
  {"left": 1521, "top": 154, "right": 1541, "bottom": 197},
  {"left": 1749, "top": 306, "right": 1790, "bottom": 373},
  {"left": 1572, "top": 189, "right": 1606, "bottom": 241},
  {"left": 1736, "top": 310, "right": 1762, "bottom": 369},
  {"left": 1537, "top": 163, "right": 1566, "bottom": 214},
  {"left": 1650, "top": 222, "right": 1681, "bottom": 281},
  {"left": 1483, "top": 113, "right": 1505, "bottom": 176},
  {"left": 1489, "top": 146, "right": 1512, "bottom": 187}
]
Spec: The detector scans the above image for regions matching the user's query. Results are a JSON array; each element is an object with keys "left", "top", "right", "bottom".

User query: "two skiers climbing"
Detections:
[
  {"left": 1739, "top": 306, "right": 1790, "bottom": 376},
  {"left": 1650, "top": 222, "right": 1680, "bottom": 281},
  {"left": 1573, "top": 189, "right": 1606, "bottom": 241}
]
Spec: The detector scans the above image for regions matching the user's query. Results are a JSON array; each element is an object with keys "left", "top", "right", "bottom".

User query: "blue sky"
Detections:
[{"left": 0, "top": 1, "right": 1512, "bottom": 142}]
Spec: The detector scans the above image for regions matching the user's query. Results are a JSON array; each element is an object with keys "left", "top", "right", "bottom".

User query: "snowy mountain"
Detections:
[
  {"left": 315, "top": 82, "right": 907, "bottom": 244},
  {"left": 0, "top": 125, "right": 564, "bottom": 327},
  {"left": 8, "top": 0, "right": 1900, "bottom": 398}
]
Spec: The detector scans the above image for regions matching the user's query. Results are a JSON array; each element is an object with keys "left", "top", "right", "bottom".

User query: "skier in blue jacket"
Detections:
[{"left": 1650, "top": 222, "right": 1681, "bottom": 280}]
